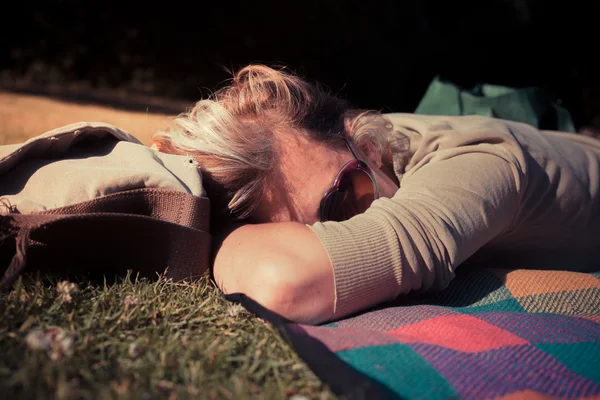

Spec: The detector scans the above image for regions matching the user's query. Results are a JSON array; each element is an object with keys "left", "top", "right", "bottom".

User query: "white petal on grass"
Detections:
[
  {"left": 227, "top": 304, "right": 244, "bottom": 318},
  {"left": 56, "top": 281, "right": 79, "bottom": 303},
  {"left": 128, "top": 342, "right": 142, "bottom": 358},
  {"left": 124, "top": 295, "right": 139, "bottom": 306},
  {"left": 25, "top": 327, "right": 74, "bottom": 360}
]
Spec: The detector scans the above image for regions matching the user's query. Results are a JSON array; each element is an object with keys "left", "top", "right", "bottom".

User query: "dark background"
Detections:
[{"left": 1, "top": 0, "right": 599, "bottom": 129}]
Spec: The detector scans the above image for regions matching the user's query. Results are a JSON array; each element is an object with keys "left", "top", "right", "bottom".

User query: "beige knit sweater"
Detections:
[{"left": 309, "top": 114, "right": 600, "bottom": 320}]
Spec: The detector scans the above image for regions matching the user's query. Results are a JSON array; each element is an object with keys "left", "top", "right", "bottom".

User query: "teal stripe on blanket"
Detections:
[{"left": 337, "top": 344, "right": 457, "bottom": 399}]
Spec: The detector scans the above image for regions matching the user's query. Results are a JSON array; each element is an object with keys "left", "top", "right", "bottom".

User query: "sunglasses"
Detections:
[{"left": 319, "top": 138, "right": 380, "bottom": 222}]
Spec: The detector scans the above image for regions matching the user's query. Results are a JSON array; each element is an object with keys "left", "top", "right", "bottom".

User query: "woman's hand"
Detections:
[{"left": 212, "top": 222, "right": 335, "bottom": 325}]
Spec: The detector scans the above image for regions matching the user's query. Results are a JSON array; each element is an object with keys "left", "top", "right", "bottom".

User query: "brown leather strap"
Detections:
[
  {"left": 0, "top": 212, "right": 211, "bottom": 290},
  {"left": 0, "top": 189, "right": 211, "bottom": 290},
  {"left": 41, "top": 189, "right": 210, "bottom": 232}
]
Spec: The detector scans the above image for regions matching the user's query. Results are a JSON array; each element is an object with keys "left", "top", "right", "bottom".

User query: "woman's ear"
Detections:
[{"left": 358, "top": 139, "right": 383, "bottom": 169}]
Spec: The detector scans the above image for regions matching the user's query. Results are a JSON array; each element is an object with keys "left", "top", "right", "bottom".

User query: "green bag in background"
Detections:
[{"left": 415, "top": 76, "right": 576, "bottom": 132}]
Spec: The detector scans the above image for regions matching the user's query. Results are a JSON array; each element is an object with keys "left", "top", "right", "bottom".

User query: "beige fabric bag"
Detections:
[{"left": 0, "top": 122, "right": 211, "bottom": 289}]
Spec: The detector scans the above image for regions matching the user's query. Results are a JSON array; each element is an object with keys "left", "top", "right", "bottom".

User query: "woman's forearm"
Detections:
[{"left": 212, "top": 222, "right": 335, "bottom": 324}]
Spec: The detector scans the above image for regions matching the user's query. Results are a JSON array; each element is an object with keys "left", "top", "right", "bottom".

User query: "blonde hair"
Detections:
[{"left": 153, "top": 65, "right": 394, "bottom": 219}]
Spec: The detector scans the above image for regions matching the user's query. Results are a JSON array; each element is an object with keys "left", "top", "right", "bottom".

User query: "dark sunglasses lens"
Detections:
[
  {"left": 348, "top": 169, "right": 377, "bottom": 207},
  {"left": 324, "top": 170, "right": 376, "bottom": 222},
  {"left": 323, "top": 191, "right": 347, "bottom": 222}
]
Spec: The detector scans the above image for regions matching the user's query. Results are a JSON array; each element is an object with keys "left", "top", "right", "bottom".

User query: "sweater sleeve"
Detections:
[{"left": 309, "top": 148, "right": 522, "bottom": 320}]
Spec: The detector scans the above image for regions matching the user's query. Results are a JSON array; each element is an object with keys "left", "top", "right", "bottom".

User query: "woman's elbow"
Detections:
[
  {"left": 251, "top": 272, "right": 302, "bottom": 321},
  {"left": 249, "top": 258, "right": 334, "bottom": 325},
  {"left": 213, "top": 222, "right": 335, "bottom": 324}
]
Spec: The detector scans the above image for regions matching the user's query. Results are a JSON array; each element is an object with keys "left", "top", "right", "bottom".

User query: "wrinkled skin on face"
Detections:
[{"left": 254, "top": 134, "right": 399, "bottom": 224}]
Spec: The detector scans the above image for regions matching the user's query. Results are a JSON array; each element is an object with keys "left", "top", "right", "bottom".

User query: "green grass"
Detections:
[{"left": 0, "top": 274, "right": 334, "bottom": 399}]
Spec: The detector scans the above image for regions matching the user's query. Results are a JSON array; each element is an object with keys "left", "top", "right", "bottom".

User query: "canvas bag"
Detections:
[{"left": 0, "top": 122, "right": 211, "bottom": 290}]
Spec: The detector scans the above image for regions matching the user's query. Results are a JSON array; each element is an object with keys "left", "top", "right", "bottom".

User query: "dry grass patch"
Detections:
[{"left": 0, "top": 91, "right": 175, "bottom": 145}]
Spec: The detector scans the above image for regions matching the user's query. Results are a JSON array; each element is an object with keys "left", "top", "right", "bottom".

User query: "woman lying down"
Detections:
[{"left": 153, "top": 65, "right": 600, "bottom": 325}]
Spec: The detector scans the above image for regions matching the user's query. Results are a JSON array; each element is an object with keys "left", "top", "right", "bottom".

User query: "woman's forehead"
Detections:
[{"left": 257, "top": 137, "right": 352, "bottom": 223}]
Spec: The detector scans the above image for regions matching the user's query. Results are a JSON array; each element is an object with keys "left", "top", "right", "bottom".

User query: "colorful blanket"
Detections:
[{"left": 230, "top": 268, "right": 600, "bottom": 399}]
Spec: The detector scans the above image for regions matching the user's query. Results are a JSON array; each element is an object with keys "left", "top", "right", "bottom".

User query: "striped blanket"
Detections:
[{"left": 231, "top": 268, "right": 600, "bottom": 399}]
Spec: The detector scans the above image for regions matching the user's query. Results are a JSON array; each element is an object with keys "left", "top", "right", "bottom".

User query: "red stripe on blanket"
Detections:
[{"left": 388, "top": 314, "right": 529, "bottom": 352}]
